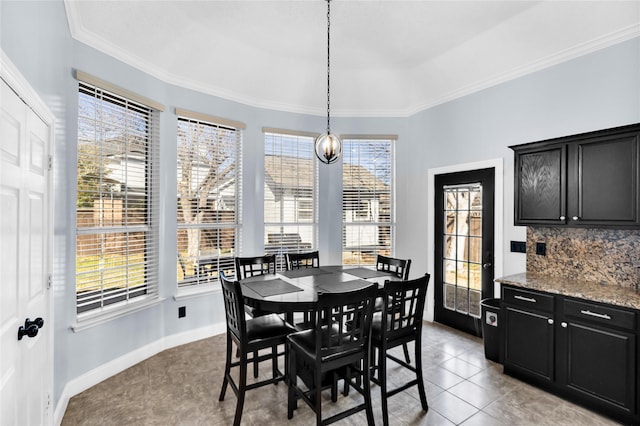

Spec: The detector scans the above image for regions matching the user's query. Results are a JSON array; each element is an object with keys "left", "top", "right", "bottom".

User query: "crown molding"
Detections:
[{"left": 64, "top": 0, "right": 640, "bottom": 119}]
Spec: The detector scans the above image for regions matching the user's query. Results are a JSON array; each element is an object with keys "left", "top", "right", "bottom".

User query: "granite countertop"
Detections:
[{"left": 495, "top": 272, "right": 640, "bottom": 311}]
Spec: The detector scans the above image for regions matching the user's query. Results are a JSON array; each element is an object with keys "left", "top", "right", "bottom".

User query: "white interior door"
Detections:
[{"left": 1, "top": 77, "right": 52, "bottom": 425}]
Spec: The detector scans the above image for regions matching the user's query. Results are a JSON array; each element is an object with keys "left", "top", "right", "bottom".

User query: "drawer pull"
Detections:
[
  {"left": 580, "top": 309, "right": 611, "bottom": 320},
  {"left": 514, "top": 295, "right": 536, "bottom": 303}
]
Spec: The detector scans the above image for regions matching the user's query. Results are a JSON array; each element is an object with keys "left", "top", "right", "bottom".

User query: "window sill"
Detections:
[
  {"left": 174, "top": 283, "right": 220, "bottom": 301},
  {"left": 72, "top": 296, "right": 165, "bottom": 332}
]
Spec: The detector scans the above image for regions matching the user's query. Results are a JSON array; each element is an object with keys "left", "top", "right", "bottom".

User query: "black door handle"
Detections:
[
  {"left": 25, "top": 317, "right": 44, "bottom": 329},
  {"left": 17, "top": 317, "right": 44, "bottom": 341}
]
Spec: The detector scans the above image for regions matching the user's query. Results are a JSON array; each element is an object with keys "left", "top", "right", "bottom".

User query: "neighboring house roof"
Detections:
[{"left": 264, "top": 154, "right": 389, "bottom": 196}]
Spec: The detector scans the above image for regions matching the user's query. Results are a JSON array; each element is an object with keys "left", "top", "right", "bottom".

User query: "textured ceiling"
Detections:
[{"left": 65, "top": 1, "right": 640, "bottom": 117}]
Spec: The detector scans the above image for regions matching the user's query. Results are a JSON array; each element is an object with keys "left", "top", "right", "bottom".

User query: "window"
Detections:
[
  {"left": 264, "top": 129, "right": 318, "bottom": 270},
  {"left": 342, "top": 136, "right": 395, "bottom": 265},
  {"left": 177, "top": 110, "right": 242, "bottom": 287},
  {"left": 76, "top": 76, "right": 162, "bottom": 315}
]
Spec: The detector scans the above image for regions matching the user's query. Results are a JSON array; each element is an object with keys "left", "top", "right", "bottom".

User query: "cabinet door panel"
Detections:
[
  {"left": 577, "top": 134, "right": 639, "bottom": 225},
  {"left": 563, "top": 321, "right": 635, "bottom": 413},
  {"left": 504, "top": 306, "right": 554, "bottom": 382},
  {"left": 515, "top": 146, "right": 566, "bottom": 225}
]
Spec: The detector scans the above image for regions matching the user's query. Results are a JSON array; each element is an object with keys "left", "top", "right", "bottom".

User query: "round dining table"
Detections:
[{"left": 239, "top": 265, "right": 398, "bottom": 317}]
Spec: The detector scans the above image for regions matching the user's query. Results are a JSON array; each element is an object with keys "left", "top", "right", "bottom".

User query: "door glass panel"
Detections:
[
  {"left": 444, "top": 259, "right": 456, "bottom": 284},
  {"left": 456, "top": 287, "right": 469, "bottom": 314},
  {"left": 441, "top": 184, "right": 482, "bottom": 318},
  {"left": 468, "top": 237, "right": 481, "bottom": 263},
  {"left": 444, "top": 283, "right": 455, "bottom": 310}
]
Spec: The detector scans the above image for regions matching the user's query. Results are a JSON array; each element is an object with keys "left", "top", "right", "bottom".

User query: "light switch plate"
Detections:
[{"left": 510, "top": 241, "right": 526, "bottom": 253}]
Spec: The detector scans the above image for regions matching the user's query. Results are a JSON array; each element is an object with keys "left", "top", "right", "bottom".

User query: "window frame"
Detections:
[
  {"left": 176, "top": 109, "right": 244, "bottom": 295},
  {"left": 74, "top": 72, "right": 163, "bottom": 327},
  {"left": 341, "top": 135, "right": 396, "bottom": 266},
  {"left": 263, "top": 128, "right": 319, "bottom": 271}
]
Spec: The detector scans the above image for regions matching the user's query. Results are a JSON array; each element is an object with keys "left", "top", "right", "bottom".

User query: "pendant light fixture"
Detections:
[{"left": 314, "top": 0, "right": 342, "bottom": 164}]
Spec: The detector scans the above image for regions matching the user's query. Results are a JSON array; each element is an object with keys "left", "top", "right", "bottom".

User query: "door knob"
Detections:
[
  {"left": 18, "top": 324, "right": 39, "bottom": 340},
  {"left": 25, "top": 317, "right": 44, "bottom": 329},
  {"left": 483, "top": 263, "right": 492, "bottom": 270},
  {"left": 17, "top": 317, "right": 44, "bottom": 341}
]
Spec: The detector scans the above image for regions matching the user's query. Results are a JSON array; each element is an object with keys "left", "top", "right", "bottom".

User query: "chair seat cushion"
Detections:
[
  {"left": 244, "top": 305, "right": 273, "bottom": 318},
  {"left": 371, "top": 312, "right": 415, "bottom": 343},
  {"left": 246, "top": 313, "right": 296, "bottom": 342},
  {"left": 288, "top": 325, "right": 362, "bottom": 362}
]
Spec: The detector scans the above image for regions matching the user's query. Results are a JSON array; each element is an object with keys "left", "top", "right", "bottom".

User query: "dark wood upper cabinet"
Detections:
[{"left": 511, "top": 123, "right": 640, "bottom": 227}]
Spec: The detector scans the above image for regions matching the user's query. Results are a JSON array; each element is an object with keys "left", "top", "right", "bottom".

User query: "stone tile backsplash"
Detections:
[{"left": 526, "top": 227, "right": 640, "bottom": 288}]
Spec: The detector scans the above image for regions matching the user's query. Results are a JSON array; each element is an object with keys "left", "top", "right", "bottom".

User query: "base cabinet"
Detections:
[
  {"left": 502, "top": 285, "right": 639, "bottom": 424},
  {"left": 504, "top": 306, "right": 554, "bottom": 383}
]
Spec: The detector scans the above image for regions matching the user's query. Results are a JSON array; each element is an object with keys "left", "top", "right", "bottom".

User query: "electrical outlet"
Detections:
[
  {"left": 536, "top": 242, "right": 546, "bottom": 256},
  {"left": 178, "top": 306, "right": 186, "bottom": 318},
  {"left": 510, "top": 241, "right": 526, "bottom": 253}
]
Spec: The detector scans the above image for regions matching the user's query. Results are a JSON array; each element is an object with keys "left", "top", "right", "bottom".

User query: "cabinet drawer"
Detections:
[
  {"left": 503, "top": 287, "right": 554, "bottom": 312},
  {"left": 564, "top": 299, "right": 636, "bottom": 331}
]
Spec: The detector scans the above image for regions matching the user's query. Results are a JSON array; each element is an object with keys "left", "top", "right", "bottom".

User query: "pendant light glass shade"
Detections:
[{"left": 315, "top": 132, "right": 342, "bottom": 164}]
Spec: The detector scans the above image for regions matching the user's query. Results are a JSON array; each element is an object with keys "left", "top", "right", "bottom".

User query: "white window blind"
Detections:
[
  {"left": 342, "top": 137, "right": 395, "bottom": 265},
  {"left": 76, "top": 81, "right": 160, "bottom": 315},
  {"left": 264, "top": 130, "right": 317, "bottom": 271},
  {"left": 177, "top": 114, "right": 241, "bottom": 287}
]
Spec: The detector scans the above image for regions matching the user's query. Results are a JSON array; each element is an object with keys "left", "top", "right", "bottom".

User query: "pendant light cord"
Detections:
[{"left": 326, "top": 0, "right": 331, "bottom": 134}]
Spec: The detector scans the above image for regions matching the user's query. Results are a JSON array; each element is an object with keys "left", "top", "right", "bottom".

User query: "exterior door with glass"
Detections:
[{"left": 434, "top": 168, "right": 494, "bottom": 335}]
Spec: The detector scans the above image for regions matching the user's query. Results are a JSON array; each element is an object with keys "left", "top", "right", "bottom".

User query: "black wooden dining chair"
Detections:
[
  {"left": 375, "top": 254, "right": 413, "bottom": 362},
  {"left": 371, "top": 273, "right": 431, "bottom": 426},
  {"left": 234, "top": 254, "right": 279, "bottom": 377},
  {"left": 287, "top": 285, "right": 377, "bottom": 426},
  {"left": 235, "top": 254, "right": 277, "bottom": 279},
  {"left": 376, "top": 254, "right": 411, "bottom": 280},
  {"left": 285, "top": 251, "right": 320, "bottom": 329},
  {"left": 218, "top": 271, "right": 296, "bottom": 426},
  {"left": 285, "top": 250, "right": 320, "bottom": 270},
  {"left": 234, "top": 254, "right": 278, "bottom": 316}
]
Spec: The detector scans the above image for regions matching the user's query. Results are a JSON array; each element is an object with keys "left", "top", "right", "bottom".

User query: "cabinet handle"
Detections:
[
  {"left": 561, "top": 322, "right": 567, "bottom": 328},
  {"left": 514, "top": 295, "right": 536, "bottom": 303},
  {"left": 580, "top": 309, "right": 611, "bottom": 320},
  {"left": 547, "top": 318, "right": 554, "bottom": 325},
  {"left": 559, "top": 215, "right": 566, "bottom": 221},
  {"left": 572, "top": 216, "right": 579, "bottom": 221}
]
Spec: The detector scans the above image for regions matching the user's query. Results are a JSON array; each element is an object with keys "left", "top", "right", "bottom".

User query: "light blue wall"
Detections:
[{"left": 2, "top": 0, "right": 639, "bottom": 412}]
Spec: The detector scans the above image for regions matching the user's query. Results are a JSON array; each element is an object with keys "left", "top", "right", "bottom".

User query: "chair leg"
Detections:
[
  {"left": 271, "top": 345, "right": 278, "bottom": 383},
  {"left": 402, "top": 342, "right": 411, "bottom": 364},
  {"left": 233, "top": 351, "right": 248, "bottom": 426},
  {"left": 287, "top": 343, "right": 297, "bottom": 419},
  {"left": 380, "top": 343, "right": 390, "bottom": 426},
  {"left": 342, "top": 366, "right": 350, "bottom": 396},
  {"left": 331, "top": 371, "right": 338, "bottom": 402},
  {"left": 363, "top": 354, "right": 375, "bottom": 426},
  {"left": 219, "top": 334, "right": 233, "bottom": 401},
  {"left": 315, "top": 367, "right": 323, "bottom": 425},
  {"left": 254, "top": 350, "right": 259, "bottom": 378},
  {"left": 414, "top": 337, "right": 429, "bottom": 412}
]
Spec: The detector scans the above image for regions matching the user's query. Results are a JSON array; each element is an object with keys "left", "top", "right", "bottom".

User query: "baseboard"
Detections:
[{"left": 53, "top": 322, "right": 225, "bottom": 426}]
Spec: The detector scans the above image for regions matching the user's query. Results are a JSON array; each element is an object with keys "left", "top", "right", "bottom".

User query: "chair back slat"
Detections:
[
  {"left": 285, "top": 251, "right": 320, "bottom": 270},
  {"left": 219, "top": 271, "right": 247, "bottom": 342},
  {"left": 382, "top": 274, "right": 430, "bottom": 340},
  {"left": 315, "top": 285, "right": 377, "bottom": 357},
  {"left": 235, "top": 255, "right": 276, "bottom": 279},
  {"left": 376, "top": 254, "right": 411, "bottom": 280}
]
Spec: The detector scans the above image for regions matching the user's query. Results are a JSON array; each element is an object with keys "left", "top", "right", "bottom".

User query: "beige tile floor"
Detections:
[{"left": 62, "top": 322, "right": 621, "bottom": 425}]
